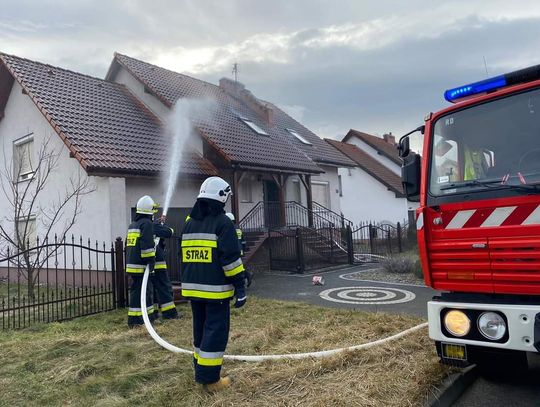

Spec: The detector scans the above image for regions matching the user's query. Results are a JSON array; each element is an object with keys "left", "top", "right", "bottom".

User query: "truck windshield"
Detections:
[{"left": 429, "top": 87, "right": 540, "bottom": 197}]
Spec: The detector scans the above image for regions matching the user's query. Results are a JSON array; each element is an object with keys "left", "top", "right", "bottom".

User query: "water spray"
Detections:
[{"left": 141, "top": 98, "right": 427, "bottom": 361}]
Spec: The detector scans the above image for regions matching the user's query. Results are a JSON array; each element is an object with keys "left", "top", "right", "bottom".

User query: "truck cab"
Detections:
[{"left": 400, "top": 66, "right": 540, "bottom": 370}]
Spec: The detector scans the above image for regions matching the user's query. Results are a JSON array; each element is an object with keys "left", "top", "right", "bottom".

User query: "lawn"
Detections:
[{"left": 0, "top": 297, "right": 452, "bottom": 406}]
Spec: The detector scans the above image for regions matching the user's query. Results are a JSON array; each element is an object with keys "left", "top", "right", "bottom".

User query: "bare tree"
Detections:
[{"left": 0, "top": 135, "right": 95, "bottom": 300}]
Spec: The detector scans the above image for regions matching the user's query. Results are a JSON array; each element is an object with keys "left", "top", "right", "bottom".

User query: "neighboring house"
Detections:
[
  {"left": 326, "top": 129, "right": 417, "bottom": 226},
  {"left": 0, "top": 52, "right": 353, "bottom": 249}
]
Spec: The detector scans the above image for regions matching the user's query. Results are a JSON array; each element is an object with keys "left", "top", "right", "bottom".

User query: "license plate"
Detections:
[{"left": 442, "top": 343, "right": 467, "bottom": 360}]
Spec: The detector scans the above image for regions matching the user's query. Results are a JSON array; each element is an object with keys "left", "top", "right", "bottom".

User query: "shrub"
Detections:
[
  {"left": 413, "top": 259, "right": 424, "bottom": 279},
  {"left": 381, "top": 255, "right": 415, "bottom": 274}
]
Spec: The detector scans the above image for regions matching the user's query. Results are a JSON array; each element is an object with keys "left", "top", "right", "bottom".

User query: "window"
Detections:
[
  {"left": 287, "top": 128, "right": 312, "bottom": 145},
  {"left": 240, "top": 178, "right": 253, "bottom": 202},
  {"left": 312, "top": 181, "right": 330, "bottom": 209},
  {"left": 338, "top": 175, "right": 343, "bottom": 197},
  {"left": 291, "top": 179, "right": 302, "bottom": 203},
  {"left": 240, "top": 117, "right": 269, "bottom": 136},
  {"left": 14, "top": 137, "right": 35, "bottom": 181},
  {"left": 15, "top": 217, "right": 37, "bottom": 248}
]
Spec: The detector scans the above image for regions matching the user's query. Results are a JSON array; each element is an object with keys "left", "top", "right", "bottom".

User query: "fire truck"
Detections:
[{"left": 399, "top": 65, "right": 540, "bottom": 370}]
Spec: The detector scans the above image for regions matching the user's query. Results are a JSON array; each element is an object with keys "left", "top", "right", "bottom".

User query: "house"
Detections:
[
  {"left": 0, "top": 52, "right": 354, "bottom": 259},
  {"left": 326, "top": 129, "right": 415, "bottom": 226}
]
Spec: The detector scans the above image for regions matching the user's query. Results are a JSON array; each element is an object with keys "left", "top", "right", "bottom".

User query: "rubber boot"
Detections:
[{"left": 204, "top": 376, "right": 232, "bottom": 393}]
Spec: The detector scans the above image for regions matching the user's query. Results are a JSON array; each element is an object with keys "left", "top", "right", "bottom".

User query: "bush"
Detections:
[
  {"left": 381, "top": 255, "right": 416, "bottom": 274},
  {"left": 413, "top": 259, "right": 424, "bottom": 279}
]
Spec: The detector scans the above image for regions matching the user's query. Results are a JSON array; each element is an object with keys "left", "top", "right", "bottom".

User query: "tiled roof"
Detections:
[
  {"left": 343, "top": 129, "right": 401, "bottom": 165},
  {"left": 0, "top": 53, "right": 217, "bottom": 177},
  {"left": 109, "top": 53, "right": 355, "bottom": 172},
  {"left": 325, "top": 139, "right": 404, "bottom": 197}
]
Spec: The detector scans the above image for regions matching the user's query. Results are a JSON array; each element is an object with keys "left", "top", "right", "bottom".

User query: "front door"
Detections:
[{"left": 263, "top": 180, "right": 280, "bottom": 228}]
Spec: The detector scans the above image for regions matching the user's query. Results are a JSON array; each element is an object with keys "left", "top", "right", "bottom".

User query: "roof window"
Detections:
[
  {"left": 240, "top": 117, "right": 269, "bottom": 136},
  {"left": 287, "top": 128, "right": 312, "bottom": 145}
]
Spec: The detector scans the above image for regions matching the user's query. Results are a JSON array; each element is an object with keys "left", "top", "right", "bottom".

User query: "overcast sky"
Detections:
[{"left": 2, "top": 0, "right": 540, "bottom": 141}]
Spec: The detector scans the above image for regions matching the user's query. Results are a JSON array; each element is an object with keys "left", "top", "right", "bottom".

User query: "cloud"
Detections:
[{"left": 3, "top": 0, "right": 540, "bottom": 140}]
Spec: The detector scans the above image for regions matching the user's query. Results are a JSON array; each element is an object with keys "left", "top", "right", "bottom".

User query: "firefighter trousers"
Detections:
[
  {"left": 128, "top": 274, "right": 156, "bottom": 326},
  {"left": 191, "top": 300, "right": 230, "bottom": 384},
  {"left": 151, "top": 270, "right": 178, "bottom": 319}
]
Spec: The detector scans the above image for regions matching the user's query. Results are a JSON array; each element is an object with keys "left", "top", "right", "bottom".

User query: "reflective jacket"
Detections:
[
  {"left": 233, "top": 222, "right": 246, "bottom": 256},
  {"left": 181, "top": 212, "right": 245, "bottom": 300},
  {"left": 154, "top": 222, "right": 174, "bottom": 271},
  {"left": 126, "top": 215, "right": 155, "bottom": 274}
]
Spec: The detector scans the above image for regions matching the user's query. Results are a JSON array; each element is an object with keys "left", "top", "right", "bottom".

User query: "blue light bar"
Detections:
[{"left": 444, "top": 75, "right": 507, "bottom": 102}]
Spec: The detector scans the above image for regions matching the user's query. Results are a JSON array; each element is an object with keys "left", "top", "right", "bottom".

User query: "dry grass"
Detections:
[{"left": 0, "top": 297, "right": 453, "bottom": 406}]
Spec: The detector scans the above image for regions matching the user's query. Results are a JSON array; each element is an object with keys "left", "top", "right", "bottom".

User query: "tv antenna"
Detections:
[{"left": 232, "top": 62, "right": 239, "bottom": 83}]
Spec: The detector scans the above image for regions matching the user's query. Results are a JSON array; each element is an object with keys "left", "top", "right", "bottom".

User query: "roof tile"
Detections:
[
  {"left": 0, "top": 53, "right": 217, "bottom": 177},
  {"left": 112, "top": 53, "right": 354, "bottom": 172},
  {"left": 343, "top": 129, "right": 401, "bottom": 165},
  {"left": 326, "top": 139, "right": 404, "bottom": 197}
]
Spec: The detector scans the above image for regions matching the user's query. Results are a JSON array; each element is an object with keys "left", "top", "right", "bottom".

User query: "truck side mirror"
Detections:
[
  {"left": 401, "top": 152, "right": 421, "bottom": 202},
  {"left": 398, "top": 137, "right": 410, "bottom": 158}
]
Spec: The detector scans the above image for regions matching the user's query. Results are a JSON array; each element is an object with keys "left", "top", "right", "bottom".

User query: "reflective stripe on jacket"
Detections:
[
  {"left": 125, "top": 216, "right": 155, "bottom": 274},
  {"left": 180, "top": 213, "right": 245, "bottom": 300}
]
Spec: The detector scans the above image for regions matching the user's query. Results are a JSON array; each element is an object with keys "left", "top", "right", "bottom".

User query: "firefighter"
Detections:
[
  {"left": 181, "top": 176, "right": 246, "bottom": 392},
  {"left": 152, "top": 216, "right": 180, "bottom": 320},
  {"left": 463, "top": 144, "right": 489, "bottom": 180},
  {"left": 126, "top": 195, "right": 158, "bottom": 327},
  {"left": 225, "top": 212, "right": 252, "bottom": 287}
]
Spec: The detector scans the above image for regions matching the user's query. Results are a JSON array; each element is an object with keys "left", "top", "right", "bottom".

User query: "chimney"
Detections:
[
  {"left": 383, "top": 132, "right": 396, "bottom": 145},
  {"left": 219, "top": 77, "right": 274, "bottom": 127}
]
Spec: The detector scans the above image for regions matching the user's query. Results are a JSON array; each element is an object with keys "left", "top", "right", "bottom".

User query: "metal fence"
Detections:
[
  {"left": 268, "top": 226, "right": 351, "bottom": 273},
  {"left": 267, "top": 221, "right": 416, "bottom": 273},
  {"left": 0, "top": 236, "right": 126, "bottom": 330}
]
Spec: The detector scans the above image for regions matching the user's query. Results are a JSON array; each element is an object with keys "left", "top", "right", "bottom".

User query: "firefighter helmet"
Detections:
[
  {"left": 225, "top": 212, "right": 235, "bottom": 222},
  {"left": 198, "top": 177, "right": 232, "bottom": 203},
  {"left": 136, "top": 195, "right": 158, "bottom": 215}
]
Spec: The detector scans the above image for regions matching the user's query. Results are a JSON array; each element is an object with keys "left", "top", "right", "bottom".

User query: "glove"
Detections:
[{"left": 234, "top": 287, "right": 247, "bottom": 308}]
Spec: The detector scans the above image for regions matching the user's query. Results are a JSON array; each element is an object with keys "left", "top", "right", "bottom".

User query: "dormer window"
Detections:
[
  {"left": 240, "top": 117, "right": 269, "bottom": 136},
  {"left": 287, "top": 128, "right": 312, "bottom": 145}
]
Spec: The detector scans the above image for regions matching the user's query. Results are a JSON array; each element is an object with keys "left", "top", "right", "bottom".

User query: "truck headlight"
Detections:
[
  {"left": 477, "top": 312, "right": 506, "bottom": 340},
  {"left": 444, "top": 310, "right": 471, "bottom": 337}
]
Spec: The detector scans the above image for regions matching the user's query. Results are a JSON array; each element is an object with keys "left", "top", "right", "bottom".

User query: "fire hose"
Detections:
[{"left": 140, "top": 265, "right": 427, "bottom": 361}]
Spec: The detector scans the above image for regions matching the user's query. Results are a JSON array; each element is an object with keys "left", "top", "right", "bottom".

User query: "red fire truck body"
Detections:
[{"left": 401, "top": 67, "right": 540, "bottom": 368}]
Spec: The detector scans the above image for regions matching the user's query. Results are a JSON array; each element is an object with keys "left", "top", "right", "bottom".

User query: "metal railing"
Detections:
[{"left": 0, "top": 235, "right": 123, "bottom": 330}]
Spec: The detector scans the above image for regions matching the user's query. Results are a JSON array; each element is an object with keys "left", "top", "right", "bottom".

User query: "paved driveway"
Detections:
[{"left": 249, "top": 264, "right": 437, "bottom": 317}]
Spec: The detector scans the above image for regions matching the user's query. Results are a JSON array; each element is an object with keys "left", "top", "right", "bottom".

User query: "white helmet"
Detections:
[
  {"left": 225, "top": 212, "right": 235, "bottom": 222},
  {"left": 198, "top": 176, "right": 232, "bottom": 203},
  {"left": 136, "top": 195, "right": 158, "bottom": 215}
]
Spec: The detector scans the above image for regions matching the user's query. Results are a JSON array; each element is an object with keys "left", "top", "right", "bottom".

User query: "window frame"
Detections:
[
  {"left": 286, "top": 128, "right": 312, "bottom": 145},
  {"left": 239, "top": 116, "right": 269, "bottom": 136},
  {"left": 13, "top": 134, "right": 35, "bottom": 182},
  {"left": 15, "top": 216, "right": 37, "bottom": 248}
]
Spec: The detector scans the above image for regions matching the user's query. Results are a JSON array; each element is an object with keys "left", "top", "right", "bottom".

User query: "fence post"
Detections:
[
  {"left": 114, "top": 237, "right": 126, "bottom": 308},
  {"left": 368, "top": 223, "right": 374, "bottom": 254},
  {"left": 397, "top": 222, "right": 402, "bottom": 253},
  {"left": 346, "top": 225, "right": 354, "bottom": 265},
  {"left": 295, "top": 227, "right": 305, "bottom": 273}
]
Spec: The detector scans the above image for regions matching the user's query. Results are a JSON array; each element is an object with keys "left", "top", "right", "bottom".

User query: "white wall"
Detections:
[
  {"left": 0, "top": 81, "right": 115, "bottom": 246},
  {"left": 339, "top": 166, "right": 409, "bottom": 226},
  {"left": 347, "top": 138, "right": 401, "bottom": 176},
  {"left": 125, "top": 177, "right": 200, "bottom": 221}
]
